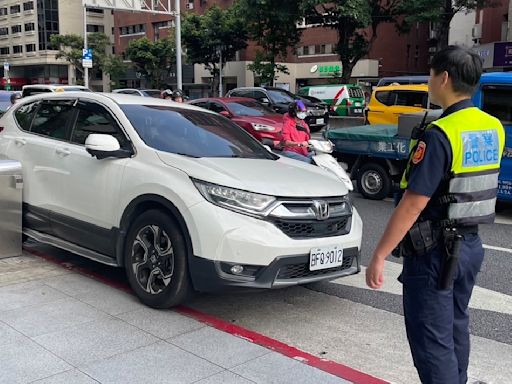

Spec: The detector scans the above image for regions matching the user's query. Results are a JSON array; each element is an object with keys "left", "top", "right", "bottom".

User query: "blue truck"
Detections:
[{"left": 325, "top": 72, "right": 512, "bottom": 202}]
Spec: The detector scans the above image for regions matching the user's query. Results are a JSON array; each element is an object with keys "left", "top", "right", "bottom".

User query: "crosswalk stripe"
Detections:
[
  {"left": 483, "top": 244, "right": 512, "bottom": 254},
  {"left": 330, "top": 261, "right": 512, "bottom": 316}
]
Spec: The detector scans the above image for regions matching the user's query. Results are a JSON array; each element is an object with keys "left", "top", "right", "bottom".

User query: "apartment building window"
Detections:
[
  {"left": 26, "top": 43, "right": 36, "bottom": 52},
  {"left": 86, "top": 24, "right": 105, "bottom": 33},
  {"left": 0, "top": 8, "right": 7, "bottom": 16},
  {"left": 25, "top": 23, "right": 35, "bottom": 32},
  {"left": 120, "top": 24, "right": 145, "bottom": 35},
  {"left": 10, "top": 5, "right": 21, "bottom": 14},
  {"left": 0, "top": 28, "right": 8, "bottom": 36},
  {"left": 37, "top": 0, "right": 59, "bottom": 50},
  {"left": 298, "top": 44, "right": 335, "bottom": 57},
  {"left": 13, "top": 45, "right": 23, "bottom": 54},
  {"left": 12, "top": 25, "right": 22, "bottom": 34},
  {"left": 23, "top": 1, "right": 35, "bottom": 11},
  {"left": 0, "top": 47, "right": 10, "bottom": 55},
  {"left": 86, "top": 8, "right": 104, "bottom": 14}
]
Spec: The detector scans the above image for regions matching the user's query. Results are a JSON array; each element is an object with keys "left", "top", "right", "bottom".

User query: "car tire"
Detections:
[
  {"left": 124, "top": 209, "right": 191, "bottom": 309},
  {"left": 357, "top": 163, "right": 391, "bottom": 200}
]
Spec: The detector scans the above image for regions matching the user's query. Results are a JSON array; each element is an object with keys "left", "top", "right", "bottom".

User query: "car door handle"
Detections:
[
  {"left": 56, "top": 148, "right": 71, "bottom": 157},
  {"left": 14, "top": 138, "right": 26, "bottom": 146}
]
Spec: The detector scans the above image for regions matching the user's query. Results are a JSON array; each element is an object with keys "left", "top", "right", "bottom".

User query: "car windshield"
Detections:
[
  {"left": 226, "top": 101, "right": 275, "bottom": 116},
  {"left": 121, "top": 105, "right": 276, "bottom": 159},
  {"left": 267, "top": 90, "right": 295, "bottom": 104}
]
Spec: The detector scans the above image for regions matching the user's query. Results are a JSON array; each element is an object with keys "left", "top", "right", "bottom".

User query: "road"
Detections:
[
  {"left": 23, "top": 192, "right": 512, "bottom": 384},
  {"left": 187, "top": 195, "right": 512, "bottom": 384}
]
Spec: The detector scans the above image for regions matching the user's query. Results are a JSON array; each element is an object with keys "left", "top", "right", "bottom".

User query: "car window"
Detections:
[
  {"left": 209, "top": 102, "right": 227, "bottom": 114},
  {"left": 395, "top": 91, "right": 427, "bottom": 108},
  {"left": 226, "top": 101, "right": 275, "bottom": 116},
  {"left": 22, "top": 88, "right": 52, "bottom": 98},
  {"left": 190, "top": 101, "right": 209, "bottom": 109},
  {"left": 144, "top": 90, "right": 162, "bottom": 98},
  {"left": 121, "top": 105, "right": 276, "bottom": 159},
  {"left": 14, "top": 101, "right": 39, "bottom": 131},
  {"left": 30, "top": 101, "right": 75, "bottom": 140},
  {"left": 71, "top": 101, "right": 129, "bottom": 148},
  {"left": 253, "top": 90, "right": 269, "bottom": 102},
  {"left": 482, "top": 85, "right": 512, "bottom": 125},
  {"left": 229, "top": 90, "right": 248, "bottom": 98},
  {"left": 266, "top": 90, "right": 295, "bottom": 104},
  {"left": 375, "top": 91, "right": 391, "bottom": 106}
]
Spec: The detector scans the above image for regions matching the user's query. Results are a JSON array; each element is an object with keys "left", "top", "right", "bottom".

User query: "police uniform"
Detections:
[{"left": 398, "top": 99, "right": 505, "bottom": 384}]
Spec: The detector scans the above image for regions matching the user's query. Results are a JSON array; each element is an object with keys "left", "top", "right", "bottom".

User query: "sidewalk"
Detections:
[{"left": 0, "top": 247, "right": 386, "bottom": 384}]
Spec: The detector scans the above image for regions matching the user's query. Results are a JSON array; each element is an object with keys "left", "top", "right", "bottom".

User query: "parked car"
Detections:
[
  {"left": 0, "top": 92, "right": 362, "bottom": 308},
  {"left": 112, "top": 88, "right": 163, "bottom": 98},
  {"left": 297, "top": 84, "right": 366, "bottom": 117},
  {"left": 21, "top": 85, "right": 91, "bottom": 98},
  {"left": 226, "top": 86, "right": 329, "bottom": 132},
  {"left": 366, "top": 84, "right": 440, "bottom": 125},
  {"left": 188, "top": 97, "right": 283, "bottom": 143},
  {"left": 376, "top": 75, "right": 429, "bottom": 87}
]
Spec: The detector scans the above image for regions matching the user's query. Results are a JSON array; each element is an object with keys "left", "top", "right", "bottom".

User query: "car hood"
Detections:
[{"left": 156, "top": 152, "right": 348, "bottom": 197}]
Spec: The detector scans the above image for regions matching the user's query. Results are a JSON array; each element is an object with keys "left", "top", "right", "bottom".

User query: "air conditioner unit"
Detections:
[
  {"left": 296, "top": 18, "right": 307, "bottom": 29},
  {"left": 186, "top": 3, "right": 194, "bottom": 10},
  {"left": 472, "top": 24, "right": 482, "bottom": 39}
]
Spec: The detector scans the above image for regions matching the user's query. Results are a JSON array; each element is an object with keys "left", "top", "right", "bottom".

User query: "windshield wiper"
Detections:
[{"left": 173, "top": 152, "right": 200, "bottom": 158}]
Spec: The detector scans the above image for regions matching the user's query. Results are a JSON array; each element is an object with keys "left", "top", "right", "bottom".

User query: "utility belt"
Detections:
[{"left": 393, "top": 220, "right": 478, "bottom": 289}]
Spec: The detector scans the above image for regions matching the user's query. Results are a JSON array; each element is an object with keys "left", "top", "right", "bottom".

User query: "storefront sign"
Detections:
[{"left": 310, "top": 63, "right": 343, "bottom": 76}]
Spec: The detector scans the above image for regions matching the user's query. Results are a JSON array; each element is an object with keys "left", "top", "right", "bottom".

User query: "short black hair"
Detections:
[{"left": 430, "top": 45, "right": 483, "bottom": 96}]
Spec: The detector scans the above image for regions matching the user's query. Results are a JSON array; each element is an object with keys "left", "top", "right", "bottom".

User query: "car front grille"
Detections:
[
  {"left": 276, "top": 253, "right": 355, "bottom": 280},
  {"left": 307, "top": 107, "right": 325, "bottom": 117},
  {"left": 273, "top": 216, "right": 351, "bottom": 239}
]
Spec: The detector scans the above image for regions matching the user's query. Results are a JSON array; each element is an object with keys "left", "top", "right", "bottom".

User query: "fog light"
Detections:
[{"left": 230, "top": 265, "right": 244, "bottom": 275}]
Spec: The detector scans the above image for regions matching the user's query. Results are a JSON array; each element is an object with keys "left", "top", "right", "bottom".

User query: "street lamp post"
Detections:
[
  {"left": 83, "top": 7, "right": 89, "bottom": 89},
  {"left": 175, "top": 0, "right": 182, "bottom": 90}
]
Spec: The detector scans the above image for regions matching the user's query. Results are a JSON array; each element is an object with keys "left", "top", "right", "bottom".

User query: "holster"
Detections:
[
  {"left": 392, "top": 220, "right": 439, "bottom": 258},
  {"left": 438, "top": 228, "right": 463, "bottom": 290}
]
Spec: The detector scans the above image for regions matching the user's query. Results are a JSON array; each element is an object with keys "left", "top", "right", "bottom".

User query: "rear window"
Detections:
[
  {"left": 482, "top": 85, "right": 512, "bottom": 125},
  {"left": 121, "top": 105, "right": 276, "bottom": 159},
  {"left": 395, "top": 91, "right": 427, "bottom": 108}
]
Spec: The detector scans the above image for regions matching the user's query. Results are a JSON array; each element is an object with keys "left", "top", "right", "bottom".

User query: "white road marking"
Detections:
[
  {"left": 483, "top": 244, "right": 512, "bottom": 254},
  {"left": 494, "top": 214, "right": 512, "bottom": 225},
  {"left": 331, "top": 260, "right": 512, "bottom": 316}
]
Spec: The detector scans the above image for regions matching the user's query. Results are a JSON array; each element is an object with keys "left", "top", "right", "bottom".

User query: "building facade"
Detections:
[
  {"left": 0, "top": 0, "right": 114, "bottom": 91},
  {"left": 113, "top": 0, "right": 431, "bottom": 95}
]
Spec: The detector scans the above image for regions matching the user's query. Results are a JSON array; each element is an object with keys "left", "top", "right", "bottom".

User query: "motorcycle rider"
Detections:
[
  {"left": 162, "top": 89, "right": 173, "bottom": 100},
  {"left": 171, "top": 89, "right": 185, "bottom": 103},
  {"left": 281, "top": 100, "right": 312, "bottom": 163}
]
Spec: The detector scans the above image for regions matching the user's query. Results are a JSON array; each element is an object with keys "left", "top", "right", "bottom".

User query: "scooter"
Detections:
[
  {"left": 308, "top": 139, "right": 354, "bottom": 191},
  {"left": 262, "top": 139, "right": 354, "bottom": 191}
]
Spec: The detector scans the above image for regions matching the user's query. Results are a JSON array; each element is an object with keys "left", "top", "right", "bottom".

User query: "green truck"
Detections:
[{"left": 297, "top": 84, "right": 366, "bottom": 117}]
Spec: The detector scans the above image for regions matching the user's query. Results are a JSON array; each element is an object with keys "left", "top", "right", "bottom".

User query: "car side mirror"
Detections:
[
  {"left": 260, "top": 98, "right": 270, "bottom": 105},
  {"left": 219, "top": 110, "right": 232, "bottom": 118},
  {"left": 85, "top": 134, "right": 130, "bottom": 160}
]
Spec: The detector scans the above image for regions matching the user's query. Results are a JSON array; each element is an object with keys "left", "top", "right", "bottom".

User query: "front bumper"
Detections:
[{"left": 189, "top": 247, "right": 360, "bottom": 292}]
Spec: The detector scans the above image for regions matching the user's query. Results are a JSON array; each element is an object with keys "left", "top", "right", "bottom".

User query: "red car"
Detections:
[{"left": 188, "top": 97, "right": 283, "bottom": 142}]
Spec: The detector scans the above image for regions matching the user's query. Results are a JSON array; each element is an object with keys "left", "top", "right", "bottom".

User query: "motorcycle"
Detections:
[{"left": 262, "top": 139, "right": 354, "bottom": 191}]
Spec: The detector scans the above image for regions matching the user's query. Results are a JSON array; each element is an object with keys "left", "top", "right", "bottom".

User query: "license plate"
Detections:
[
  {"left": 316, "top": 118, "right": 324, "bottom": 125},
  {"left": 354, "top": 109, "right": 362, "bottom": 114},
  {"left": 354, "top": 102, "right": 361, "bottom": 107},
  {"left": 309, "top": 246, "right": 344, "bottom": 271}
]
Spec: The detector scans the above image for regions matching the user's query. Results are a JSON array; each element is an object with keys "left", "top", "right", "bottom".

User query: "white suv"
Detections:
[{"left": 0, "top": 92, "right": 362, "bottom": 308}]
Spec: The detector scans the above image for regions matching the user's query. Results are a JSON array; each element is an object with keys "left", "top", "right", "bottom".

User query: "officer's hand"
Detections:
[{"left": 366, "top": 257, "right": 385, "bottom": 289}]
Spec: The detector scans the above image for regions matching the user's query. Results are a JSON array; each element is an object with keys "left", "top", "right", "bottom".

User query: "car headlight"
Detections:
[
  {"left": 251, "top": 123, "right": 275, "bottom": 132},
  {"left": 193, "top": 180, "right": 276, "bottom": 216}
]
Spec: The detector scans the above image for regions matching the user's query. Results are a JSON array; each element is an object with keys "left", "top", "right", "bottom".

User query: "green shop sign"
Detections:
[{"left": 311, "top": 64, "right": 342, "bottom": 77}]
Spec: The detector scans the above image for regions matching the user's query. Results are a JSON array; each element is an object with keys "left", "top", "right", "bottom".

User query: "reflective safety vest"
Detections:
[{"left": 401, "top": 107, "right": 505, "bottom": 226}]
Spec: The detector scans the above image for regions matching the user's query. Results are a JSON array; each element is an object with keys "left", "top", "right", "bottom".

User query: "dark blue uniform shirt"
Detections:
[{"left": 405, "top": 99, "right": 475, "bottom": 222}]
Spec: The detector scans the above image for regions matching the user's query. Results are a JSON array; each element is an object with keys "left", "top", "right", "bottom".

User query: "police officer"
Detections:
[{"left": 366, "top": 45, "right": 505, "bottom": 384}]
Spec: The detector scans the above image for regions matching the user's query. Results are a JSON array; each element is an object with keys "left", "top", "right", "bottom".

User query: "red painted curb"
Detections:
[{"left": 24, "top": 246, "right": 388, "bottom": 384}]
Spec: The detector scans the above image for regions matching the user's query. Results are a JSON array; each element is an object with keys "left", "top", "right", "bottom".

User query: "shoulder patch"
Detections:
[{"left": 412, "top": 141, "right": 426, "bottom": 164}]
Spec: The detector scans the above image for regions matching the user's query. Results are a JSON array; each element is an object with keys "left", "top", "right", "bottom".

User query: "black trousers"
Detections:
[{"left": 399, "top": 234, "right": 484, "bottom": 384}]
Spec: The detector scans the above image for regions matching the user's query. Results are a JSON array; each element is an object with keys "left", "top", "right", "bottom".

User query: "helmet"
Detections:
[
  {"left": 162, "top": 89, "right": 173, "bottom": 98},
  {"left": 172, "top": 89, "right": 184, "bottom": 100},
  {"left": 288, "top": 100, "right": 307, "bottom": 118}
]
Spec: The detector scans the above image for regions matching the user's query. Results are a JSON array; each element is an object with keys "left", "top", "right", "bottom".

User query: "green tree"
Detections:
[
  {"left": 50, "top": 33, "right": 113, "bottom": 85},
  {"left": 103, "top": 55, "right": 128, "bottom": 89},
  {"left": 125, "top": 37, "right": 175, "bottom": 89},
  {"left": 238, "top": 0, "right": 304, "bottom": 85},
  {"left": 397, "top": 0, "right": 497, "bottom": 50},
  {"left": 182, "top": 5, "right": 248, "bottom": 95},
  {"left": 301, "top": 0, "right": 400, "bottom": 83}
]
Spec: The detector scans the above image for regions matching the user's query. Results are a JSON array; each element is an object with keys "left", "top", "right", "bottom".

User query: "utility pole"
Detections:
[
  {"left": 83, "top": 7, "right": 89, "bottom": 88},
  {"left": 175, "top": 0, "right": 182, "bottom": 90}
]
